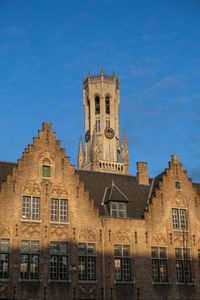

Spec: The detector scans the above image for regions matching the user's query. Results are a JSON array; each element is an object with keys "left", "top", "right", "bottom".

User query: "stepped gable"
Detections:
[
  {"left": 148, "top": 171, "right": 166, "bottom": 200},
  {"left": 75, "top": 169, "right": 151, "bottom": 219},
  {"left": 0, "top": 161, "right": 17, "bottom": 186}
]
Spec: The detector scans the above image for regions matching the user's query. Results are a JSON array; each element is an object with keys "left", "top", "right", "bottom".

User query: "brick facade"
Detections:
[{"left": 0, "top": 73, "right": 200, "bottom": 300}]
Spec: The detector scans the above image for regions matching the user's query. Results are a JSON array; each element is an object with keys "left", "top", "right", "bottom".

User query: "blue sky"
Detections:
[{"left": 0, "top": 0, "right": 200, "bottom": 180}]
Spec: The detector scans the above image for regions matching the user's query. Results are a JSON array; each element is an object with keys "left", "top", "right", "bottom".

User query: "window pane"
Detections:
[
  {"left": 88, "top": 243, "right": 95, "bottom": 255},
  {"left": 172, "top": 209, "right": 179, "bottom": 229},
  {"left": 50, "top": 242, "right": 59, "bottom": 255},
  {"left": 30, "top": 255, "right": 39, "bottom": 279},
  {"left": 60, "top": 199, "right": 67, "bottom": 222},
  {"left": 183, "top": 248, "right": 190, "bottom": 260},
  {"left": 79, "top": 243, "right": 87, "bottom": 255},
  {"left": 20, "top": 254, "right": 29, "bottom": 279},
  {"left": 114, "top": 245, "right": 122, "bottom": 256},
  {"left": 176, "top": 260, "right": 184, "bottom": 282},
  {"left": 79, "top": 256, "right": 86, "bottom": 280},
  {"left": 114, "top": 258, "right": 121, "bottom": 280},
  {"left": 88, "top": 257, "right": 96, "bottom": 280},
  {"left": 95, "top": 96, "right": 100, "bottom": 114},
  {"left": 151, "top": 247, "right": 158, "bottom": 258},
  {"left": 0, "top": 254, "right": 9, "bottom": 278},
  {"left": 185, "top": 261, "right": 192, "bottom": 282},
  {"left": 175, "top": 248, "right": 182, "bottom": 259},
  {"left": 159, "top": 247, "right": 166, "bottom": 258},
  {"left": 111, "top": 203, "right": 118, "bottom": 217},
  {"left": 32, "top": 197, "right": 40, "bottom": 220},
  {"left": 159, "top": 260, "right": 168, "bottom": 282},
  {"left": 59, "top": 256, "right": 68, "bottom": 280},
  {"left": 152, "top": 259, "right": 159, "bottom": 282},
  {"left": 51, "top": 199, "right": 59, "bottom": 221},
  {"left": 60, "top": 242, "right": 68, "bottom": 255},
  {"left": 43, "top": 165, "right": 50, "bottom": 177},
  {"left": 123, "top": 245, "right": 130, "bottom": 256},
  {"left": 180, "top": 209, "right": 187, "bottom": 230},
  {"left": 22, "top": 196, "right": 31, "bottom": 219},
  {"left": 31, "top": 241, "right": 39, "bottom": 254},
  {"left": 106, "top": 119, "right": 110, "bottom": 128},
  {"left": 105, "top": 97, "right": 110, "bottom": 114},
  {"left": 21, "top": 240, "right": 29, "bottom": 253},
  {"left": 118, "top": 203, "right": 125, "bottom": 218},
  {"left": 1, "top": 239, "right": 9, "bottom": 252},
  {"left": 123, "top": 258, "right": 131, "bottom": 281},
  {"left": 50, "top": 255, "right": 58, "bottom": 279}
]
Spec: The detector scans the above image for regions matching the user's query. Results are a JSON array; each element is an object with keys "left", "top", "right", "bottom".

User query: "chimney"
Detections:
[{"left": 137, "top": 162, "right": 149, "bottom": 185}]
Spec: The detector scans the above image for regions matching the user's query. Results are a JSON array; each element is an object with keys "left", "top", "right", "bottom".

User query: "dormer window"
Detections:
[
  {"left": 95, "top": 96, "right": 100, "bottom": 114},
  {"left": 110, "top": 202, "right": 127, "bottom": 218},
  {"left": 102, "top": 180, "right": 129, "bottom": 219},
  {"left": 42, "top": 165, "right": 50, "bottom": 178},
  {"left": 105, "top": 96, "right": 110, "bottom": 114}
]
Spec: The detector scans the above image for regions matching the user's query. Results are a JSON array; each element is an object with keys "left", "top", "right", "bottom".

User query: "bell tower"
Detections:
[{"left": 77, "top": 69, "right": 129, "bottom": 174}]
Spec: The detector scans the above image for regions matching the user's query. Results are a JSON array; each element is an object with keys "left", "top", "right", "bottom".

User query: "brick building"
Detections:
[{"left": 0, "top": 71, "right": 200, "bottom": 300}]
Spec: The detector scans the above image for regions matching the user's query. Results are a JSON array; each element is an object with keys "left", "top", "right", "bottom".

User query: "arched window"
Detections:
[
  {"left": 105, "top": 96, "right": 110, "bottom": 114},
  {"left": 95, "top": 96, "right": 100, "bottom": 114}
]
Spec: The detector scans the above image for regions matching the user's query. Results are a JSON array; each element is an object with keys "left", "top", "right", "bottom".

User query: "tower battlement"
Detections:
[{"left": 83, "top": 69, "right": 119, "bottom": 89}]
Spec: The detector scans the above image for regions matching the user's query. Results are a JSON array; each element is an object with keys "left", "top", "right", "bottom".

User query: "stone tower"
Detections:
[{"left": 78, "top": 69, "right": 129, "bottom": 174}]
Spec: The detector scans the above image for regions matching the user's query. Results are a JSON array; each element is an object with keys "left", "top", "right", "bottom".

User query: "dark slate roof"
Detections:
[
  {"left": 0, "top": 161, "right": 17, "bottom": 186},
  {"left": 75, "top": 170, "right": 152, "bottom": 219},
  {"left": 103, "top": 183, "right": 130, "bottom": 204}
]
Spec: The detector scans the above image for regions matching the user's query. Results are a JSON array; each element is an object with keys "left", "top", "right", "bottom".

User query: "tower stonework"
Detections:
[{"left": 79, "top": 69, "right": 129, "bottom": 174}]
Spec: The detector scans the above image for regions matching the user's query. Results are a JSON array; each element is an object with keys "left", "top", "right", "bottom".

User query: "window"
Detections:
[
  {"left": 106, "top": 119, "right": 110, "bottom": 128},
  {"left": 95, "top": 96, "right": 100, "bottom": 114},
  {"left": 20, "top": 240, "right": 39, "bottom": 279},
  {"left": 176, "top": 182, "right": 180, "bottom": 189},
  {"left": 175, "top": 248, "right": 192, "bottom": 283},
  {"left": 114, "top": 244, "right": 131, "bottom": 281},
  {"left": 151, "top": 246, "right": 168, "bottom": 282},
  {"left": 198, "top": 249, "right": 200, "bottom": 268},
  {"left": 110, "top": 202, "right": 127, "bottom": 218},
  {"left": 78, "top": 243, "right": 96, "bottom": 281},
  {"left": 96, "top": 119, "right": 100, "bottom": 133},
  {"left": 22, "top": 196, "right": 40, "bottom": 220},
  {"left": 51, "top": 198, "right": 68, "bottom": 222},
  {"left": 105, "top": 96, "right": 110, "bottom": 114},
  {"left": 42, "top": 165, "right": 50, "bottom": 177},
  {"left": 50, "top": 241, "right": 68, "bottom": 280},
  {"left": 0, "top": 239, "right": 9, "bottom": 278},
  {"left": 172, "top": 208, "right": 187, "bottom": 230}
]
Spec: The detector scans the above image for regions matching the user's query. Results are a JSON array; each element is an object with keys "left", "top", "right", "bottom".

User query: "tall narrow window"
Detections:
[
  {"left": 106, "top": 119, "right": 110, "bottom": 128},
  {"left": 78, "top": 243, "right": 96, "bottom": 281},
  {"left": 175, "top": 248, "right": 192, "bottom": 283},
  {"left": 105, "top": 96, "right": 110, "bottom": 114},
  {"left": 50, "top": 241, "right": 68, "bottom": 280},
  {"left": 96, "top": 119, "right": 100, "bottom": 133},
  {"left": 20, "top": 240, "right": 39, "bottom": 279},
  {"left": 51, "top": 198, "right": 68, "bottom": 222},
  {"left": 151, "top": 246, "right": 168, "bottom": 282},
  {"left": 22, "top": 196, "right": 40, "bottom": 220},
  {"left": 95, "top": 96, "right": 100, "bottom": 114},
  {"left": 0, "top": 239, "right": 9, "bottom": 278},
  {"left": 172, "top": 208, "right": 187, "bottom": 230},
  {"left": 42, "top": 165, "right": 50, "bottom": 178},
  {"left": 114, "top": 244, "right": 131, "bottom": 281}
]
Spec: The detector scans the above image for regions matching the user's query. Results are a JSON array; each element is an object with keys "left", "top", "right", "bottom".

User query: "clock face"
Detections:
[
  {"left": 85, "top": 130, "right": 90, "bottom": 143},
  {"left": 104, "top": 127, "right": 115, "bottom": 139}
]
